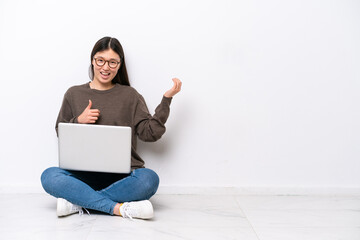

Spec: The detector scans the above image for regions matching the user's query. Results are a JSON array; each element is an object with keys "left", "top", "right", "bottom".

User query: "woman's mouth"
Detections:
[
  {"left": 100, "top": 72, "right": 111, "bottom": 79},
  {"left": 101, "top": 72, "right": 110, "bottom": 76}
]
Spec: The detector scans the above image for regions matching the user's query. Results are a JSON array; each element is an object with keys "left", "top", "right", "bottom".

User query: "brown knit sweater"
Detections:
[{"left": 55, "top": 82, "right": 172, "bottom": 169}]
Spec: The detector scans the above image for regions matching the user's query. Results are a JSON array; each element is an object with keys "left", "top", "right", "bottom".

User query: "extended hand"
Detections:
[
  {"left": 77, "top": 100, "right": 100, "bottom": 124},
  {"left": 164, "top": 78, "right": 182, "bottom": 98}
]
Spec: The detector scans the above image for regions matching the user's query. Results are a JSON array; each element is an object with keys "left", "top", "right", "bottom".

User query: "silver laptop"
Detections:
[{"left": 58, "top": 123, "right": 131, "bottom": 174}]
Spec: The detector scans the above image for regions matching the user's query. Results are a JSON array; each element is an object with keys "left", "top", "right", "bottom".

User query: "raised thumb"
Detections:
[{"left": 87, "top": 99, "right": 92, "bottom": 109}]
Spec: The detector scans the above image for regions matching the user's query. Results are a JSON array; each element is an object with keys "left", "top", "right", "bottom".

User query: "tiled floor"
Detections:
[{"left": 0, "top": 193, "right": 359, "bottom": 239}]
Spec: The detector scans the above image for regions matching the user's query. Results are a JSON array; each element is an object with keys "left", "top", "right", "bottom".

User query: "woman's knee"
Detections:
[
  {"left": 133, "top": 168, "right": 160, "bottom": 197},
  {"left": 40, "top": 167, "right": 66, "bottom": 193}
]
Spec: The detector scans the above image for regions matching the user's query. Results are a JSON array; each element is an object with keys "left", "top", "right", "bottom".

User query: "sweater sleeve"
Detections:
[
  {"left": 134, "top": 95, "right": 172, "bottom": 142},
  {"left": 55, "top": 91, "right": 78, "bottom": 136}
]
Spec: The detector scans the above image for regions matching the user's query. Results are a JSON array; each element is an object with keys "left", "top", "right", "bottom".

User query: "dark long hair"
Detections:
[{"left": 89, "top": 37, "right": 130, "bottom": 86}]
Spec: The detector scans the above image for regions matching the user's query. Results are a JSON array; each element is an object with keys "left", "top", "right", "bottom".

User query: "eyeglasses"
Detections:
[{"left": 93, "top": 57, "right": 121, "bottom": 68}]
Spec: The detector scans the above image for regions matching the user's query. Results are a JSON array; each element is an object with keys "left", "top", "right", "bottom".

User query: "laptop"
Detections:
[{"left": 58, "top": 123, "right": 132, "bottom": 174}]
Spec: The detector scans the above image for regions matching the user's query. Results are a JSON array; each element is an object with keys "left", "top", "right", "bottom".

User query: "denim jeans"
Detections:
[{"left": 40, "top": 167, "right": 159, "bottom": 215}]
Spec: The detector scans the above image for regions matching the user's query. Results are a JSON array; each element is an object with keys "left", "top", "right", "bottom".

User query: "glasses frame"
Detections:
[{"left": 93, "top": 57, "right": 121, "bottom": 69}]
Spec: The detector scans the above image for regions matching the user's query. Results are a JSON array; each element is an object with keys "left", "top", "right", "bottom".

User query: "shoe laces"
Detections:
[
  {"left": 121, "top": 203, "right": 138, "bottom": 220},
  {"left": 71, "top": 204, "right": 90, "bottom": 216},
  {"left": 79, "top": 207, "right": 91, "bottom": 216}
]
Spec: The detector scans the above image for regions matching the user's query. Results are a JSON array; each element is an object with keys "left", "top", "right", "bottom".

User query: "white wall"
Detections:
[{"left": 0, "top": 0, "right": 359, "bottom": 194}]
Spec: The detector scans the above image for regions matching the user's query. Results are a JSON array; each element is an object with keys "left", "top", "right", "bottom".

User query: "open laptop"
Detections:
[{"left": 58, "top": 123, "right": 131, "bottom": 174}]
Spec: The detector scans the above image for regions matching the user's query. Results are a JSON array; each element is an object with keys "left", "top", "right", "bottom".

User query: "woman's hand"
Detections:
[
  {"left": 164, "top": 78, "right": 182, "bottom": 98},
  {"left": 77, "top": 100, "right": 100, "bottom": 124}
]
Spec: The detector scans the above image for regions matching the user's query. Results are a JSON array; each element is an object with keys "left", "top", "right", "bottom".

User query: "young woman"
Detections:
[{"left": 41, "top": 37, "right": 182, "bottom": 219}]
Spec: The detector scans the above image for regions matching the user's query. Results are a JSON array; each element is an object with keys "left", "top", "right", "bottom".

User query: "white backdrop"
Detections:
[{"left": 0, "top": 0, "right": 359, "bottom": 194}]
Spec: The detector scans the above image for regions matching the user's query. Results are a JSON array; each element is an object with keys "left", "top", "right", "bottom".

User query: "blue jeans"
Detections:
[{"left": 40, "top": 167, "right": 159, "bottom": 215}]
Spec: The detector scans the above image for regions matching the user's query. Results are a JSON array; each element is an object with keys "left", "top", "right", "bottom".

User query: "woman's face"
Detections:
[{"left": 92, "top": 49, "right": 121, "bottom": 85}]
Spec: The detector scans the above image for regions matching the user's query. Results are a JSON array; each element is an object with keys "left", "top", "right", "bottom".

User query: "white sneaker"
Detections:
[
  {"left": 120, "top": 200, "right": 154, "bottom": 220},
  {"left": 57, "top": 198, "right": 84, "bottom": 217}
]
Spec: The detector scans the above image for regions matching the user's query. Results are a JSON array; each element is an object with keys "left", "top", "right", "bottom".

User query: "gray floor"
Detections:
[{"left": 0, "top": 193, "right": 359, "bottom": 239}]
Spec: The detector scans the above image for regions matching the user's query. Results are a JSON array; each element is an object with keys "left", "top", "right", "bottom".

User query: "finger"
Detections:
[
  {"left": 176, "top": 79, "right": 181, "bottom": 87},
  {"left": 90, "top": 109, "right": 100, "bottom": 114},
  {"left": 90, "top": 112, "right": 100, "bottom": 117},
  {"left": 174, "top": 78, "right": 180, "bottom": 89},
  {"left": 90, "top": 117, "right": 98, "bottom": 121},
  {"left": 173, "top": 78, "right": 181, "bottom": 86},
  {"left": 87, "top": 100, "right": 92, "bottom": 109},
  {"left": 172, "top": 79, "right": 178, "bottom": 89},
  {"left": 174, "top": 79, "right": 181, "bottom": 91}
]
